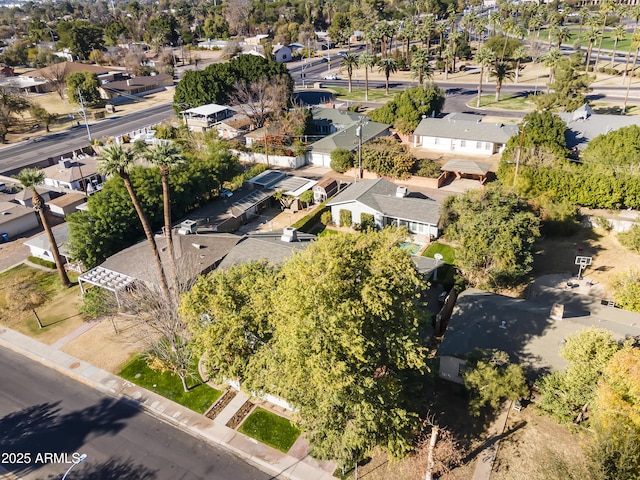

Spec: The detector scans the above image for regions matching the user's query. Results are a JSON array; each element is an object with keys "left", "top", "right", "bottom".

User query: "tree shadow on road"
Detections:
[{"left": 41, "top": 457, "right": 157, "bottom": 480}]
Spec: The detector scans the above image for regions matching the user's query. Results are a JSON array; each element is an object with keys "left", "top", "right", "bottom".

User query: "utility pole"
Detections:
[
  {"left": 355, "top": 116, "right": 367, "bottom": 181},
  {"left": 77, "top": 88, "right": 92, "bottom": 143},
  {"left": 326, "top": 36, "right": 331, "bottom": 72}
]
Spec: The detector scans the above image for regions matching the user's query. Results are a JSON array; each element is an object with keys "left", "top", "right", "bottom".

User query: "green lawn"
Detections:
[
  {"left": 472, "top": 94, "right": 536, "bottom": 111},
  {"left": 318, "top": 228, "right": 341, "bottom": 237},
  {"left": 422, "top": 242, "right": 456, "bottom": 265},
  {"left": 119, "top": 355, "right": 221, "bottom": 414},
  {"left": 328, "top": 86, "right": 394, "bottom": 103},
  {"left": 536, "top": 27, "right": 634, "bottom": 52},
  {"left": 239, "top": 407, "right": 301, "bottom": 452}
]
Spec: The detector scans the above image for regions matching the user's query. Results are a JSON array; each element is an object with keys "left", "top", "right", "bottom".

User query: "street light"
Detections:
[
  {"left": 433, "top": 253, "right": 443, "bottom": 281},
  {"left": 62, "top": 454, "right": 87, "bottom": 480}
]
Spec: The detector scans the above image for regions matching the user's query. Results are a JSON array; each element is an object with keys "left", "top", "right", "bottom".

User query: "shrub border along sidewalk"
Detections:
[{"left": 291, "top": 201, "right": 329, "bottom": 233}]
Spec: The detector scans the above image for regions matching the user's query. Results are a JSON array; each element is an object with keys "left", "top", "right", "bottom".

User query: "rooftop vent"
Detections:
[
  {"left": 281, "top": 226, "right": 298, "bottom": 243},
  {"left": 178, "top": 219, "right": 198, "bottom": 235},
  {"left": 59, "top": 158, "right": 72, "bottom": 169},
  {"left": 396, "top": 186, "right": 408, "bottom": 198}
]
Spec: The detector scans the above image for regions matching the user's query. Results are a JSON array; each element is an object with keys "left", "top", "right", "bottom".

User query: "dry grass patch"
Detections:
[{"left": 61, "top": 316, "right": 141, "bottom": 373}]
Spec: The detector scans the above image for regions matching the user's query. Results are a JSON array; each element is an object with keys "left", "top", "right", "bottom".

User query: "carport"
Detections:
[{"left": 441, "top": 159, "right": 493, "bottom": 184}]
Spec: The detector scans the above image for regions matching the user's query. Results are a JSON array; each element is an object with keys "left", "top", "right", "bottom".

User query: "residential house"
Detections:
[
  {"left": 307, "top": 120, "right": 391, "bottom": 167},
  {"left": 272, "top": 44, "right": 292, "bottom": 63},
  {"left": 46, "top": 193, "right": 87, "bottom": 217},
  {"left": 310, "top": 107, "right": 363, "bottom": 136},
  {"left": 558, "top": 103, "right": 640, "bottom": 150},
  {"left": 99, "top": 73, "right": 173, "bottom": 101},
  {"left": 438, "top": 288, "right": 640, "bottom": 384},
  {"left": 14, "top": 188, "right": 51, "bottom": 208},
  {"left": 413, "top": 113, "right": 520, "bottom": 155},
  {"left": 42, "top": 155, "right": 104, "bottom": 194},
  {"left": 24, "top": 223, "right": 71, "bottom": 263},
  {"left": 0, "top": 201, "right": 39, "bottom": 239},
  {"left": 326, "top": 178, "right": 441, "bottom": 242},
  {"left": 181, "top": 104, "right": 236, "bottom": 132}
]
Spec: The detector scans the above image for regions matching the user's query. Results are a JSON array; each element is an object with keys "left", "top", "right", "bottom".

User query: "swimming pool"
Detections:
[{"left": 399, "top": 242, "right": 420, "bottom": 255}]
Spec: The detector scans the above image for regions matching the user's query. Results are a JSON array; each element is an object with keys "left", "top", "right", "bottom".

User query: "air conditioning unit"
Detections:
[
  {"left": 281, "top": 226, "right": 298, "bottom": 242},
  {"left": 178, "top": 219, "right": 197, "bottom": 235}
]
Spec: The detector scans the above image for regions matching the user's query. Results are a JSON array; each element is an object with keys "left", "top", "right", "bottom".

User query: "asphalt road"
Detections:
[
  {"left": 0, "top": 347, "right": 272, "bottom": 480},
  {"left": 0, "top": 103, "right": 175, "bottom": 175}
]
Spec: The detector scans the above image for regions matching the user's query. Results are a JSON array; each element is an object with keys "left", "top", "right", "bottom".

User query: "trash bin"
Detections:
[{"left": 0, "top": 233, "right": 9, "bottom": 243}]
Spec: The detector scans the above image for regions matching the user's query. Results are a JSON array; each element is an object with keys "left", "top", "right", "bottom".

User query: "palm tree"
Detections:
[
  {"left": 17, "top": 168, "right": 70, "bottom": 288},
  {"left": 411, "top": 48, "right": 432, "bottom": 85},
  {"left": 622, "top": 6, "right": 640, "bottom": 84},
  {"left": 377, "top": 57, "right": 397, "bottom": 95},
  {"left": 341, "top": 52, "right": 359, "bottom": 93},
  {"left": 418, "top": 15, "right": 435, "bottom": 50},
  {"left": 142, "top": 143, "right": 186, "bottom": 291},
  {"left": 550, "top": 24, "right": 570, "bottom": 51},
  {"left": 490, "top": 61, "right": 515, "bottom": 101},
  {"left": 511, "top": 46, "right": 528, "bottom": 83},
  {"left": 358, "top": 52, "right": 376, "bottom": 101},
  {"left": 623, "top": 31, "right": 640, "bottom": 113},
  {"left": 585, "top": 24, "right": 602, "bottom": 72},
  {"left": 500, "top": 18, "right": 515, "bottom": 60},
  {"left": 542, "top": 48, "right": 563, "bottom": 90},
  {"left": 595, "top": 0, "right": 615, "bottom": 72},
  {"left": 449, "top": 30, "right": 463, "bottom": 72},
  {"left": 610, "top": 25, "right": 626, "bottom": 69},
  {"left": 97, "top": 144, "right": 171, "bottom": 298},
  {"left": 475, "top": 47, "right": 496, "bottom": 107},
  {"left": 442, "top": 45, "right": 454, "bottom": 80}
]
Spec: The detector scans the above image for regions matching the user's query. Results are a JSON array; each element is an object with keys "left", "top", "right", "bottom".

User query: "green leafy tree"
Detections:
[
  {"left": 442, "top": 186, "right": 540, "bottom": 288},
  {"left": 66, "top": 72, "right": 101, "bottom": 106},
  {"left": 57, "top": 20, "right": 104, "bottom": 60},
  {"left": 0, "top": 86, "right": 31, "bottom": 142},
  {"left": 181, "top": 261, "right": 275, "bottom": 384},
  {"left": 361, "top": 137, "right": 417, "bottom": 179},
  {"left": 330, "top": 148, "right": 355, "bottom": 173},
  {"left": 97, "top": 144, "right": 171, "bottom": 298},
  {"left": 582, "top": 125, "right": 640, "bottom": 167},
  {"left": 462, "top": 349, "right": 529, "bottom": 416},
  {"left": 369, "top": 84, "right": 445, "bottom": 134},
  {"left": 618, "top": 224, "right": 640, "bottom": 253},
  {"left": 534, "top": 55, "right": 592, "bottom": 112},
  {"left": 17, "top": 168, "right": 71, "bottom": 288},
  {"left": 29, "top": 105, "right": 56, "bottom": 132},
  {"left": 537, "top": 328, "right": 621, "bottom": 424},
  {"left": 251, "top": 229, "right": 428, "bottom": 464},
  {"left": 611, "top": 268, "right": 640, "bottom": 312}
]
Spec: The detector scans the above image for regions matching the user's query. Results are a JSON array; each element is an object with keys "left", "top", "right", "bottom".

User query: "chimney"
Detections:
[
  {"left": 396, "top": 186, "right": 408, "bottom": 198},
  {"left": 281, "top": 226, "right": 298, "bottom": 242},
  {"left": 126, "top": 79, "right": 132, "bottom": 86}
]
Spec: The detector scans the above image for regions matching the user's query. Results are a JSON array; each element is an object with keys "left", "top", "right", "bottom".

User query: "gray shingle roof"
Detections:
[
  {"left": 24, "top": 223, "right": 70, "bottom": 256},
  {"left": 558, "top": 106, "right": 640, "bottom": 149},
  {"left": 438, "top": 288, "right": 640, "bottom": 375},
  {"left": 311, "top": 107, "right": 363, "bottom": 125},
  {"left": 310, "top": 121, "right": 390, "bottom": 153},
  {"left": 327, "top": 178, "right": 441, "bottom": 225},
  {"left": 414, "top": 113, "right": 519, "bottom": 144}
]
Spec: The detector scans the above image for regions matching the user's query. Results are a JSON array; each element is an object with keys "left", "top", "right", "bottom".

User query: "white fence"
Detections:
[{"left": 233, "top": 150, "right": 306, "bottom": 169}]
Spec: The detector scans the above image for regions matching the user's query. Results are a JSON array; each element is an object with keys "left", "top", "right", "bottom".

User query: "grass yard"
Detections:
[
  {"left": 472, "top": 94, "right": 536, "bottom": 111},
  {"left": 422, "top": 242, "right": 455, "bottom": 264},
  {"left": 119, "top": 355, "right": 222, "bottom": 414},
  {"left": 0, "top": 264, "right": 85, "bottom": 343},
  {"left": 238, "top": 407, "right": 301, "bottom": 453},
  {"left": 329, "top": 86, "right": 394, "bottom": 103},
  {"left": 318, "top": 228, "right": 341, "bottom": 237}
]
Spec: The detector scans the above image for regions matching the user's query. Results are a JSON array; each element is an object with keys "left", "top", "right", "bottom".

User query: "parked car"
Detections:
[
  {"left": 323, "top": 74, "right": 338, "bottom": 80},
  {"left": 219, "top": 188, "right": 233, "bottom": 198}
]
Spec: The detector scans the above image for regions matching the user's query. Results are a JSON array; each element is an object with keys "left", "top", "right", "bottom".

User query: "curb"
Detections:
[{"left": 0, "top": 328, "right": 335, "bottom": 480}]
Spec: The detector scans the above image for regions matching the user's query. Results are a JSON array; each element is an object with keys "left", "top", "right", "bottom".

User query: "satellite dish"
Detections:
[{"left": 434, "top": 253, "right": 443, "bottom": 262}]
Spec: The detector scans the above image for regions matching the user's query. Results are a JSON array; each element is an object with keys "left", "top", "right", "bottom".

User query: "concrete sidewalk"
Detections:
[
  {"left": 0, "top": 326, "right": 336, "bottom": 480},
  {"left": 471, "top": 402, "right": 512, "bottom": 480}
]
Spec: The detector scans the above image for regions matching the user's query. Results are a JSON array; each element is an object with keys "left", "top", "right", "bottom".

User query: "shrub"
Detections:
[
  {"left": 592, "top": 215, "right": 612, "bottom": 231},
  {"left": 618, "top": 224, "right": 640, "bottom": 253},
  {"left": 320, "top": 210, "right": 333, "bottom": 226},
  {"left": 27, "top": 256, "right": 56, "bottom": 269},
  {"left": 291, "top": 202, "right": 329, "bottom": 232},
  {"left": 359, "top": 213, "right": 375, "bottom": 231},
  {"left": 330, "top": 148, "right": 355, "bottom": 173},
  {"left": 412, "top": 158, "right": 442, "bottom": 178},
  {"left": 339, "top": 209, "right": 352, "bottom": 227},
  {"left": 539, "top": 200, "right": 581, "bottom": 237}
]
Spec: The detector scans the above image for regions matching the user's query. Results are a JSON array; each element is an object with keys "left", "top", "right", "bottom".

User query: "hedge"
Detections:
[
  {"left": 27, "top": 256, "right": 56, "bottom": 269},
  {"left": 291, "top": 201, "right": 329, "bottom": 233}
]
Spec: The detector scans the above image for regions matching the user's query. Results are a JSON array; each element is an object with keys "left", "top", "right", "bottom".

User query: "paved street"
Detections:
[{"left": 0, "top": 347, "right": 272, "bottom": 480}]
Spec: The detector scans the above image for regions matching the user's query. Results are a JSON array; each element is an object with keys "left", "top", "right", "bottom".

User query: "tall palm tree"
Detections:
[
  {"left": 622, "top": 6, "right": 640, "bottom": 84},
  {"left": 418, "top": 15, "right": 436, "bottom": 50},
  {"left": 585, "top": 24, "right": 602, "bottom": 73},
  {"left": 377, "top": 57, "right": 397, "bottom": 95},
  {"left": 142, "top": 143, "right": 186, "bottom": 291},
  {"left": 595, "top": 0, "right": 615, "bottom": 72},
  {"left": 490, "top": 61, "right": 515, "bottom": 101},
  {"left": 550, "top": 24, "right": 570, "bottom": 51},
  {"left": 623, "top": 31, "right": 640, "bottom": 113},
  {"left": 610, "top": 25, "right": 626, "bottom": 69},
  {"left": 449, "top": 30, "right": 463, "bottom": 72},
  {"left": 411, "top": 48, "right": 432, "bottom": 85},
  {"left": 511, "top": 46, "right": 528, "bottom": 83},
  {"left": 398, "top": 21, "right": 415, "bottom": 62},
  {"left": 17, "top": 168, "right": 70, "bottom": 288},
  {"left": 358, "top": 52, "right": 376, "bottom": 101},
  {"left": 442, "top": 45, "right": 454, "bottom": 80},
  {"left": 97, "top": 144, "right": 171, "bottom": 298},
  {"left": 341, "top": 52, "right": 359, "bottom": 93},
  {"left": 475, "top": 47, "right": 496, "bottom": 107},
  {"left": 542, "top": 48, "right": 563, "bottom": 89}
]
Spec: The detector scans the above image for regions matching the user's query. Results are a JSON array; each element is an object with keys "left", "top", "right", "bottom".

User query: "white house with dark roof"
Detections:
[
  {"left": 326, "top": 178, "right": 441, "bottom": 242},
  {"left": 413, "top": 113, "right": 520, "bottom": 155},
  {"left": 24, "top": 223, "right": 71, "bottom": 262},
  {"left": 181, "top": 104, "right": 236, "bottom": 132},
  {"left": 42, "top": 155, "right": 104, "bottom": 194}
]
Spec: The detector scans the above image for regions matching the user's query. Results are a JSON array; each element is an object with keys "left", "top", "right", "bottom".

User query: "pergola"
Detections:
[{"left": 78, "top": 266, "right": 135, "bottom": 307}]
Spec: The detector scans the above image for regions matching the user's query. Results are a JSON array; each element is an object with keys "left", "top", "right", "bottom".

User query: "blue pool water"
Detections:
[{"left": 399, "top": 242, "right": 420, "bottom": 255}]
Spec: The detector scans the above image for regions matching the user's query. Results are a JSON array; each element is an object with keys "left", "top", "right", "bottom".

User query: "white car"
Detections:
[{"left": 323, "top": 74, "right": 338, "bottom": 80}]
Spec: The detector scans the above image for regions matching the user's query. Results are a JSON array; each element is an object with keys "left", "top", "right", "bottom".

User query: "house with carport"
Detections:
[
  {"left": 326, "top": 178, "right": 441, "bottom": 242},
  {"left": 413, "top": 113, "right": 519, "bottom": 155}
]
